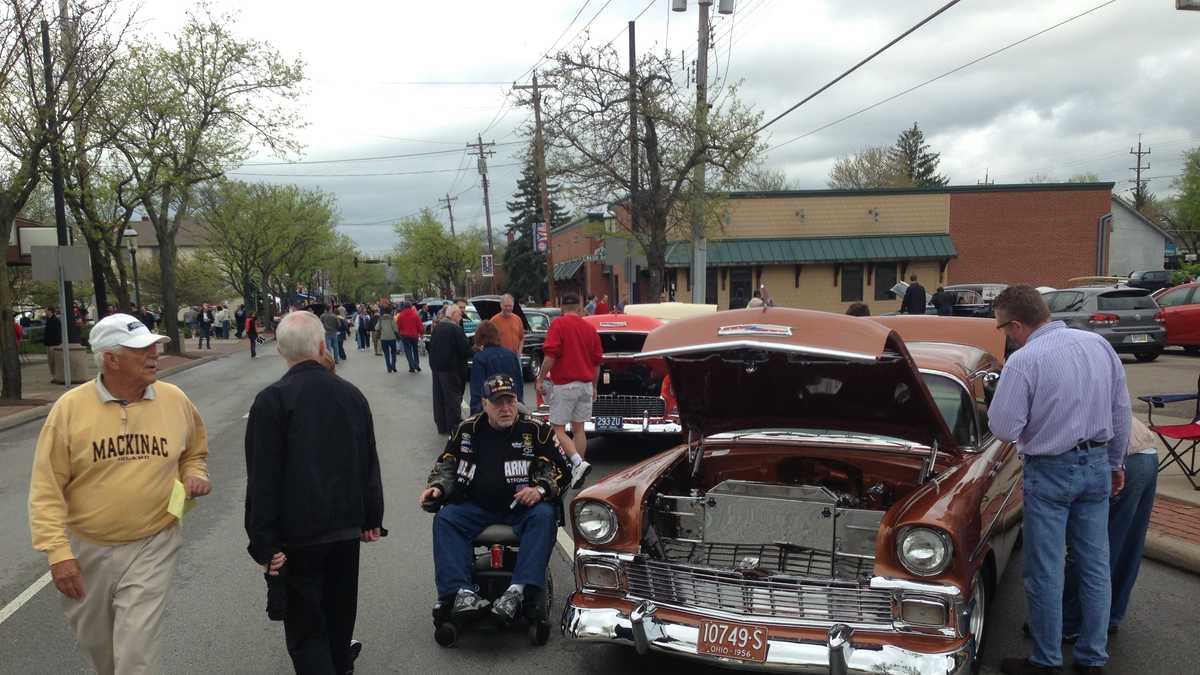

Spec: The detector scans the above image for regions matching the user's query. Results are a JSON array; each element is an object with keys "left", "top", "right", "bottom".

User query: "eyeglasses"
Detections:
[{"left": 996, "top": 319, "right": 1018, "bottom": 331}]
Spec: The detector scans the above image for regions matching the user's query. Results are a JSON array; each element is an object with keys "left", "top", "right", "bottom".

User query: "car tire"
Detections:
[
  {"left": 528, "top": 353, "right": 542, "bottom": 381},
  {"left": 968, "top": 569, "right": 990, "bottom": 674},
  {"left": 1133, "top": 350, "right": 1161, "bottom": 363}
]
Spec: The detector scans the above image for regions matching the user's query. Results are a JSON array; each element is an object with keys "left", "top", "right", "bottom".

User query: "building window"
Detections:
[
  {"left": 874, "top": 263, "right": 897, "bottom": 301},
  {"left": 841, "top": 265, "right": 864, "bottom": 302}
]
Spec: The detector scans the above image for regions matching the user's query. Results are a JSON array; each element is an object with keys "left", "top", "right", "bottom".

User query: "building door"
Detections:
[
  {"left": 704, "top": 268, "right": 718, "bottom": 305},
  {"left": 729, "top": 267, "right": 753, "bottom": 309}
]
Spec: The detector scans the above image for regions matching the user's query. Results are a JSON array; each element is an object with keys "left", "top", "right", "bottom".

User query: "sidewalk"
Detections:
[
  {"left": 1, "top": 336, "right": 250, "bottom": 430},
  {"left": 1142, "top": 409, "right": 1200, "bottom": 574}
]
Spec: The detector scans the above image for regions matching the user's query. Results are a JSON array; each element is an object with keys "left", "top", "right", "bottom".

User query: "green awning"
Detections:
[
  {"left": 663, "top": 234, "right": 956, "bottom": 267},
  {"left": 554, "top": 258, "right": 585, "bottom": 280}
]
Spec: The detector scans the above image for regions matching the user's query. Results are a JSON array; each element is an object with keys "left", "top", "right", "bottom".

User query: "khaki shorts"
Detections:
[{"left": 545, "top": 380, "right": 593, "bottom": 426}]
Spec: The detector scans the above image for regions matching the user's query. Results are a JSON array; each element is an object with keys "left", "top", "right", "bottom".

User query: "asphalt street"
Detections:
[{"left": 1, "top": 343, "right": 1199, "bottom": 674}]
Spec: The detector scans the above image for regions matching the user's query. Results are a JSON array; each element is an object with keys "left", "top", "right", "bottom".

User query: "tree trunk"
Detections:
[
  {"left": 158, "top": 235, "right": 181, "bottom": 355},
  {"left": 84, "top": 237, "right": 110, "bottom": 315},
  {"left": 0, "top": 262, "right": 21, "bottom": 400}
]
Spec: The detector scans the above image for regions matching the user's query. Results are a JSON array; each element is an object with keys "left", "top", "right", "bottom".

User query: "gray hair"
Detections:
[
  {"left": 501, "top": 293, "right": 515, "bottom": 304},
  {"left": 443, "top": 305, "right": 461, "bottom": 322},
  {"left": 277, "top": 311, "right": 325, "bottom": 363},
  {"left": 93, "top": 345, "right": 120, "bottom": 370}
]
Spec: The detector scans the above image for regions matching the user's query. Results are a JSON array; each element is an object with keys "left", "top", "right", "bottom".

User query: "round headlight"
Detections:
[
  {"left": 574, "top": 501, "right": 619, "bottom": 545},
  {"left": 897, "top": 527, "right": 952, "bottom": 576}
]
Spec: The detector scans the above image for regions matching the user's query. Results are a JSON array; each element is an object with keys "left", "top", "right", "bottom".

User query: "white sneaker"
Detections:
[{"left": 571, "top": 460, "right": 592, "bottom": 489}]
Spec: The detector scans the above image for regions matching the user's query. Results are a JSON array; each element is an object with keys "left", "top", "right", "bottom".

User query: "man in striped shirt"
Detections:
[{"left": 989, "top": 285, "right": 1130, "bottom": 675}]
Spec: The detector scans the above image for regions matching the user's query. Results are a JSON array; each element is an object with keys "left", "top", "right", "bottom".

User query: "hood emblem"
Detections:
[
  {"left": 599, "top": 321, "right": 628, "bottom": 327},
  {"left": 718, "top": 323, "right": 793, "bottom": 337}
]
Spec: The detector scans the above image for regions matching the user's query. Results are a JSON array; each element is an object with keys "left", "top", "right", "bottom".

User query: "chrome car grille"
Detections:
[
  {"left": 622, "top": 558, "right": 894, "bottom": 626},
  {"left": 592, "top": 395, "right": 665, "bottom": 418},
  {"left": 659, "top": 539, "right": 873, "bottom": 582}
]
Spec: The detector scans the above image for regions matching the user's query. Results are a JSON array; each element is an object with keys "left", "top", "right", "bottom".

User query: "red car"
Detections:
[
  {"left": 535, "top": 314, "right": 681, "bottom": 434},
  {"left": 1154, "top": 282, "right": 1200, "bottom": 352}
]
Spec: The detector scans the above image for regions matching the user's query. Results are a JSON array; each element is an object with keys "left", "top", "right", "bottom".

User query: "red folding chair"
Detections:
[{"left": 1138, "top": 372, "right": 1200, "bottom": 490}]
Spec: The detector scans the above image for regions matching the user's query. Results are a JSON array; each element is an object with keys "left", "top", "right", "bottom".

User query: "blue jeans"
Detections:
[
  {"left": 1064, "top": 451, "right": 1157, "bottom": 634},
  {"left": 1023, "top": 445, "right": 1112, "bottom": 668},
  {"left": 325, "top": 332, "right": 340, "bottom": 363},
  {"left": 432, "top": 501, "right": 557, "bottom": 599},
  {"left": 401, "top": 337, "right": 420, "bottom": 371},
  {"left": 381, "top": 339, "right": 398, "bottom": 372}
]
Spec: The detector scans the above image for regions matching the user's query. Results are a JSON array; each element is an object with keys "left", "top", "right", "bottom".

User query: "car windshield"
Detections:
[
  {"left": 527, "top": 313, "right": 550, "bottom": 331},
  {"left": 1097, "top": 291, "right": 1156, "bottom": 311},
  {"left": 921, "top": 373, "right": 976, "bottom": 448}
]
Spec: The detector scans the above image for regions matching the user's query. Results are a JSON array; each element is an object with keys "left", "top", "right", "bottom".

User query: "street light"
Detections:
[
  {"left": 122, "top": 228, "right": 141, "bottom": 308},
  {"left": 465, "top": 268, "right": 473, "bottom": 297}
]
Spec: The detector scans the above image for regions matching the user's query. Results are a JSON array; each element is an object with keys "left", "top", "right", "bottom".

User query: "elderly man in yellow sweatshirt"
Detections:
[{"left": 28, "top": 313, "right": 210, "bottom": 675}]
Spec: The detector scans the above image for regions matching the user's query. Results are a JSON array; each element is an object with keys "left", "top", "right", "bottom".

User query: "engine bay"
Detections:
[{"left": 647, "top": 453, "right": 921, "bottom": 582}]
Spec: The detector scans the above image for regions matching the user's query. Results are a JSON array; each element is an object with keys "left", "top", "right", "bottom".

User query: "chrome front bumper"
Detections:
[{"left": 562, "top": 599, "right": 971, "bottom": 674}]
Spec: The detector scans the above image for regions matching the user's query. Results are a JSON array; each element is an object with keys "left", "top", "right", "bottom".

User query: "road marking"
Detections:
[
  {"left": 556, "top": 526, "right": 574, "bottom": 560},
  {"left": 0, "top": 571, "right": 51, "bottom": 626}
]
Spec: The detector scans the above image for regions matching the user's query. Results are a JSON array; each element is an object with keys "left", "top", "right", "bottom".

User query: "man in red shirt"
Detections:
[
  {"left": 395, "top": 302, "right": 424, "bottom": 373},
  {"left": 535, "top": 293, "right": 601, "bottom": 488},
  {"left": 593, "top": 295, "right": 610, "bottom": 316}
]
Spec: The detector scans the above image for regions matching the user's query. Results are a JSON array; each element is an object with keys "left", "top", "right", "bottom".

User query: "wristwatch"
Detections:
[{"left": 535, "top": 485, "right": 547, "bottom": 497}]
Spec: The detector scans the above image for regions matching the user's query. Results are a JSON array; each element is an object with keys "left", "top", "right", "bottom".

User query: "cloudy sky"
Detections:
[{"left": 146, "top": 0, "right": 1200, "bottom": 254}]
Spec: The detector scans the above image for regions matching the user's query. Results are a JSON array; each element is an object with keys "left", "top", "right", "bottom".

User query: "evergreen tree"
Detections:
[
  {"left": 503, "top": 161, "right": 570, "bottom": 304},
  {"left": 888, "top": 122, "right": 948, "bottom": 187}
]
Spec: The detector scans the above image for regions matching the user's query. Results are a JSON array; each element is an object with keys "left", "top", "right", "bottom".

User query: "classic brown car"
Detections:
[{"left": 561, "top": 309, "right": 1022, "bottom": 674}]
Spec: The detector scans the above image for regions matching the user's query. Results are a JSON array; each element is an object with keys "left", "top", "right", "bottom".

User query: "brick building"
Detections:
[{"left": 659, "top": 182, "right": 1115, "bottom": 313}]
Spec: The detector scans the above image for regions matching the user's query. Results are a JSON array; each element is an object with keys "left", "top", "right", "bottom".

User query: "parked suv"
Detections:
[
  {"left": 1042, "top": 286, "right": 1166, "bottom": 362},
  {"left": 1127, "top": 269, "right": 1172, "bottom": 293}
]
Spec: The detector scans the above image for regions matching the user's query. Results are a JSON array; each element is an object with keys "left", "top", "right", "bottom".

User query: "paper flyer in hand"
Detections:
[{"left": 168, "top": 479, "right": 198, "bottom": 520}]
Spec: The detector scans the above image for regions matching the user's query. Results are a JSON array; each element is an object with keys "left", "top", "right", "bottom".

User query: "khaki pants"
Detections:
[{"left": 62, "top": 524, "right": 182, "bottom": 675}]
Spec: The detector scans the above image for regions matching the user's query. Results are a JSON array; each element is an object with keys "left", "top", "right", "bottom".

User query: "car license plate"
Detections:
[
  {"left": 593, "top": 415, "right": 624, "bottom": 431},
  {"left": 697, "top": 619, "right": 769, "bottom": 663},
  {"left": 1128, "top": 334, "right": 1150, "bottom": 343}
]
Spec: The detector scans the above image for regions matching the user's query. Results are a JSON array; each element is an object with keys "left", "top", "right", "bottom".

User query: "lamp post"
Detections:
[
  {"left": 465, "top": 268, "right": 473, "bottom": 297},
  {"left": 674, "top": 1, "right": 735, "bottom": 305},
  {"left": 122, "top": 228, "right": 141, "bottom": 308}
]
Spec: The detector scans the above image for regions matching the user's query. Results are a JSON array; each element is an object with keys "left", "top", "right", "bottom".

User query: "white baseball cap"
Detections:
[{"left": 89, "top": 313, "right": 170, "bottom": 351}]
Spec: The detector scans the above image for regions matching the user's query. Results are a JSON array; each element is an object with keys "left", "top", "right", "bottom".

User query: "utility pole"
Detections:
[
  {"left": 438, "top": 193, "right": 457, "bottom": 236},
  {"left": 42, "top": 20, "right": 76, "bottom": 386},
  {"left": 628, "top": 20, "right": 639, "bottom": 305},
  {"left": 514, "top": 74, "right": 557, "bottom": 303},
  {"left": 689, "top": 1, "right": 712, "bottom": 305},
  {"left": 1129, "top": 134, "right": 1151, "bottom": 210},
  {"left": 467, "top": 134, "right": 496, "bottom": 292}
]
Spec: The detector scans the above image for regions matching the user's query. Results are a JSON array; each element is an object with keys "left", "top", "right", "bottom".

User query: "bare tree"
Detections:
[
  {"left": 540, "top": 41, "right": 764, "bottom": 301},
  {"left": 828, "top": 146, "right": 910, "bottom": 190}
]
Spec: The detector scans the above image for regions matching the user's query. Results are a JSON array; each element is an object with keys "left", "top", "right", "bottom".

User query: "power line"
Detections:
[
  {"left": 755, "top": 0, "right": 964, "bottom": 136},
  {"left": 228, "top": 162, "right": 521, "bottom": 178},
  {"left": 769, "top": 0, "right": 1118, "bottom": 152}
]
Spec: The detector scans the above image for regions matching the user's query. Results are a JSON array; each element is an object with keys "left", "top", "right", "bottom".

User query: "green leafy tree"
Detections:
[
  {"left": 1166, "top": 147, "right": 1200, "bottom": 254},
  {"left": 106, "top": 6, "right": 305, "bottom": 355},
  {"left": 392, "top": 210, "right": 480, "bottom": 297},
  {"left": 503, "top": 161, "right": 568, "bottom": 304},
  {"left": 888, "top": 123, "right": 947, "bottom": 188}
]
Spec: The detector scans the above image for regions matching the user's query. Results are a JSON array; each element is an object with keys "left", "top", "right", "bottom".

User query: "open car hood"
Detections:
[{"left": 638, "top": 307, "right": 958, "bottom": 452}]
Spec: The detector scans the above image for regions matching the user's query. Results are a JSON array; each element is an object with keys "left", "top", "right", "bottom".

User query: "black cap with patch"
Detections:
[{"left": 482, "top": 374, "right": 518, "bottom": 402}]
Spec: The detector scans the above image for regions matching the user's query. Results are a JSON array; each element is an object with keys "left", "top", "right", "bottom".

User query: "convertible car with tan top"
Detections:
[{"left": 561, "top": 308, "right": 1022, "bottom": 674}]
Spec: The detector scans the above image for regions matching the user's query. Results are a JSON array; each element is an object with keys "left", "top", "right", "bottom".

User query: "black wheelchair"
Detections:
[{"left": 424, "top": 503, "right": 555, "bottom": 648}]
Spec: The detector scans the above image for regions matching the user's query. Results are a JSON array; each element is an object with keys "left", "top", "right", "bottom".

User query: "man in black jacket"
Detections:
[
  {"left": 420, "top": 374, "right": 569, "bottom": 624},
  {"left": 427, "top": 305, "right": 472, "bottom": 434},
  {"left": 900, "top": 275, "right": 928, "bottom": 315},
  {"left": 245, "top": 310, "right": 385, "bottom": 675}
]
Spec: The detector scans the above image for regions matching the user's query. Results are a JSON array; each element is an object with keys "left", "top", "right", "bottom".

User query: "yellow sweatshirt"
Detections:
[{"left": 28, "top": 377, "right": 209, "bottom": 565}]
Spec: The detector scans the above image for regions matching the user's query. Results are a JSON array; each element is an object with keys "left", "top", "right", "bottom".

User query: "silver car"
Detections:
[{"left": 1042, "top": 286, "right": 1166, "bottom": 362}]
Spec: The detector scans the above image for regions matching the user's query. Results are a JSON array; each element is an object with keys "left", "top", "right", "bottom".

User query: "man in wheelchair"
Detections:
[{"left": 419, "top": 374, "right": 569, "bottom": 626}]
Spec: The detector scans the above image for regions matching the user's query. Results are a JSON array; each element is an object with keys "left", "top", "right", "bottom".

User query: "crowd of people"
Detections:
[{"left": 19, "top": 284, "right": 1167, "bottom": 675}]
